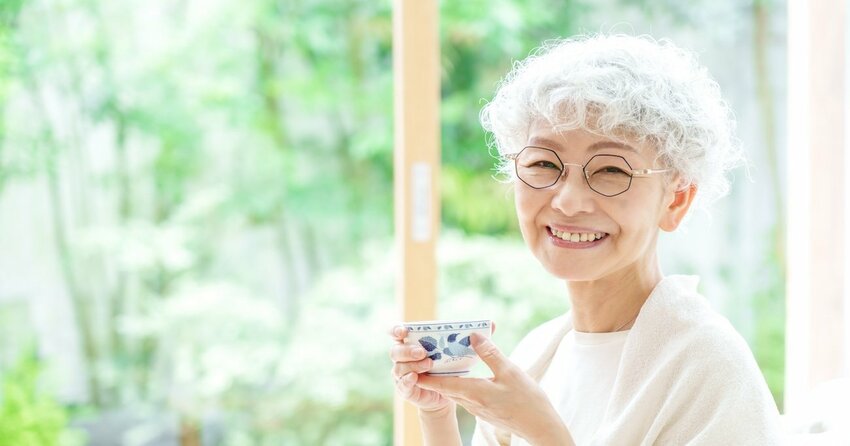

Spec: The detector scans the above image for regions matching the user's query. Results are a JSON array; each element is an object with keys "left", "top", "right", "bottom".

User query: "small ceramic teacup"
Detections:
[{"left": 403, "top": 319, "right": 492, "bottom": 376}]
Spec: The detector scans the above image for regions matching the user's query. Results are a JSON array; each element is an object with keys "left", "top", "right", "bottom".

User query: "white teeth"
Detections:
[{"left": 550, "top": 228, "right": 607, "bottom": 243}]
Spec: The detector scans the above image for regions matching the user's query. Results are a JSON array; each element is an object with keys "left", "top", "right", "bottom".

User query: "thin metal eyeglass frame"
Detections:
[{"left": 503, "top": 146, "right": 672, "bottom": 197}]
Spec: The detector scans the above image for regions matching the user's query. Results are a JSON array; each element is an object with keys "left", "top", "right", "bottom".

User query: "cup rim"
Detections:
[{"left": 403, "top": 319, "right": 491, "bottom": 327}]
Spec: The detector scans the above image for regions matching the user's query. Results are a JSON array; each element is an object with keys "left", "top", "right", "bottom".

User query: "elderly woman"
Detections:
[{"left": 389, "top": 34, "right": 781, "bottom": 445}]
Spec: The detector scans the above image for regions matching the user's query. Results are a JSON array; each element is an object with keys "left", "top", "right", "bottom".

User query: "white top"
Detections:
[
  {"left": 541, "top": 329, "right": 630, "bottom": 445},
  {"left": 471, "top": 275, "right": 782, "bottom": 446}
]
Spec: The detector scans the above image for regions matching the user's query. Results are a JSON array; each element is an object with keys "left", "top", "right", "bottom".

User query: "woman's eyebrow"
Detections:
[
  {"left": 527, "top": 136, "right": 563, "bottom": 150},
  {"left": 587, "top": 141, "right": 638, "bottom": 153},
  {"left": 527, "top": 137, "right": 638, "bottom": 153}
]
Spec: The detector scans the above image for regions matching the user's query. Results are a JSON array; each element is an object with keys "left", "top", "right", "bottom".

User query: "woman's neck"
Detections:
[{"left": 566, "top": 256, "right": 663, "bottom": 333}]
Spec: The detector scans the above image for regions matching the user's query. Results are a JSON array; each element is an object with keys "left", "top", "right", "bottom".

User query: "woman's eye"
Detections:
[
  {"left": 530, "top": 161, "right": 559, "bottom": 169},
  {"left": 598, "top": 166, "right": 628, "bottom": 175}
]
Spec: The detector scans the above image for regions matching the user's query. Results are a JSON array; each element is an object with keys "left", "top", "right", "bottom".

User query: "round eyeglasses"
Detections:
[{"left": 505, "top": 146, "right": 672, "bottom": 197}]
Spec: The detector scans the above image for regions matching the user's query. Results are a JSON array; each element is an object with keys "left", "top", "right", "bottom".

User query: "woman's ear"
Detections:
[{"left": 659, "top": 182, "right": 697, "bottom": 232}]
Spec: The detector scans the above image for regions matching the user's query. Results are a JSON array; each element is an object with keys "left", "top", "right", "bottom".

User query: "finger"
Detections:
[
  {"left": 471, "top": 332, "right": 512, "bottom": 377},
  {"left": 389, "top": 343, "right": 427, "bottom": 362},
  {"left": 392, "top": 358, "right": 433, "bottom": 379},
  {"left": 388, "top": 325, "right": 409, "bottom": 341},
  {"left": 396, "top": 373, "right": 455, "bottom": 409},
  {"left": 387, "top": 324, "right": 399, "bottom": 337},
  {"left": 395, "top": 372, "right": 418, "bottom": 399},
  {"left": 416, "top": 374, "right": 484, "bottom": 398},
  {"left": 491, "top": 321, "right": 496, "bottom": 335}
]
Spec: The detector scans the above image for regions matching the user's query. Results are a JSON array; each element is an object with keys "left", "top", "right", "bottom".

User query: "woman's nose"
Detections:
[{"left": 550, "top": 166, "right": 595, "bottom": 215}]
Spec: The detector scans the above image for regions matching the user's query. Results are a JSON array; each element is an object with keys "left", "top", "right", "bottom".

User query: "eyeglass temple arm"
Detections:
[{"left": 631, "top": 168, "right": 671, "bottom": 177}]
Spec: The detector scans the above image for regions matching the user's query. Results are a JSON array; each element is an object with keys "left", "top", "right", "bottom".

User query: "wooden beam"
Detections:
[
  {"left": 785, "top": 0, "right": 847, "bottom": 413},
  {"left": 392, "top": 0, "right": 440, "bottom": 445}
]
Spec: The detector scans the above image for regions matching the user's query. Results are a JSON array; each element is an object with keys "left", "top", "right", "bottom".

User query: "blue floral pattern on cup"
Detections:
[{"left": 416, "top": 333, "right": 475, "bottom": 361}]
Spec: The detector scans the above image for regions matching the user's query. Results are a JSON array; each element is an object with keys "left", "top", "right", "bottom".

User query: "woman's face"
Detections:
[{"left": 513, "top": 124, "right": 681, "bottom": 281}]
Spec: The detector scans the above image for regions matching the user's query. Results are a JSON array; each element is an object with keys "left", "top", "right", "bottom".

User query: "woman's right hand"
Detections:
[{"left": 388, "top": 325, "right": 454, "bottom": 414}]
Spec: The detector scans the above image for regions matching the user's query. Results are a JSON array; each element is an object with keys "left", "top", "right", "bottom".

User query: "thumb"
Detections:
[{"left": 471, "top": 332, "right": 510, "bottom": 376}]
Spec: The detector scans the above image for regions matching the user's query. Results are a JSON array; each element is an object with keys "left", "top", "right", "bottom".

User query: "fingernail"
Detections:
[
  {"left": 471, "top": 333, "right": 486, "bottom": 347},
  {"left": 413, "top": 347, "right": 425, "bottom": 357},
  {"left": 403, "top": 373, "right": 415, "bottom": 383}
]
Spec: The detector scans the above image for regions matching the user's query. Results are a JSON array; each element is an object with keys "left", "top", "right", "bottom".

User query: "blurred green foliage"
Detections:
[{"left": 0, "top": 349, "right": 86, "bottom": 446}]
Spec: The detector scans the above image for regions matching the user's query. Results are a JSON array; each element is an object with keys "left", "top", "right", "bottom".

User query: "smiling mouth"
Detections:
[{"left": 546, "top": 226, "right": 610, "bottom": 243}]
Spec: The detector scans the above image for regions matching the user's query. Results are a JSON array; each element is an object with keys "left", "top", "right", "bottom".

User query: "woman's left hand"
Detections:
[{"left": 415, "top": 333, "right": 574, "bottom": 446}]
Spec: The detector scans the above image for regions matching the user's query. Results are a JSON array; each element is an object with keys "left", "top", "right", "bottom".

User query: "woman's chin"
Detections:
[{"left": 540, "top": 264, "right": 604, "bottom": 281}]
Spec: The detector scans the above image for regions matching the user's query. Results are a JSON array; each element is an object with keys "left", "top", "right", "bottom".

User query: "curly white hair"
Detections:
[{"left": 480, "top": 33, "right": 746, "bottom": 212}]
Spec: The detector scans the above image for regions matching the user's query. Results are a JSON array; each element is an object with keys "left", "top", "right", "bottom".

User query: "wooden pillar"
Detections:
[
  {"left": 785, "top": 0, "right": 847, "bottom": 413},
  {"left": 392, "top": 0, "right": 440, "bottom": 445}
]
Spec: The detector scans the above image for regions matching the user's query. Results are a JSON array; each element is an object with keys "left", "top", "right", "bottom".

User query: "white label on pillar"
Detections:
[{"left": 411, "top": 163, "right": 431, "bottom": 242}]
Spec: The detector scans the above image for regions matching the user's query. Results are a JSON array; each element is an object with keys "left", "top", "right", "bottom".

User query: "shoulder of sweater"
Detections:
[
  {"left": 625, "top": 294, "right": 779, "bottom": 418},
  {"left": 663, "top": 319, "right": 781, "bottom": 423},
  {"left": 638, "top": 282, "right": 762, "bottom": 373},
  {"left": 685, "top": 316, "right": 761, "bottom": 370},
  {"left": 648, "top": 303, "right": 764, "bottom": 382}
]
